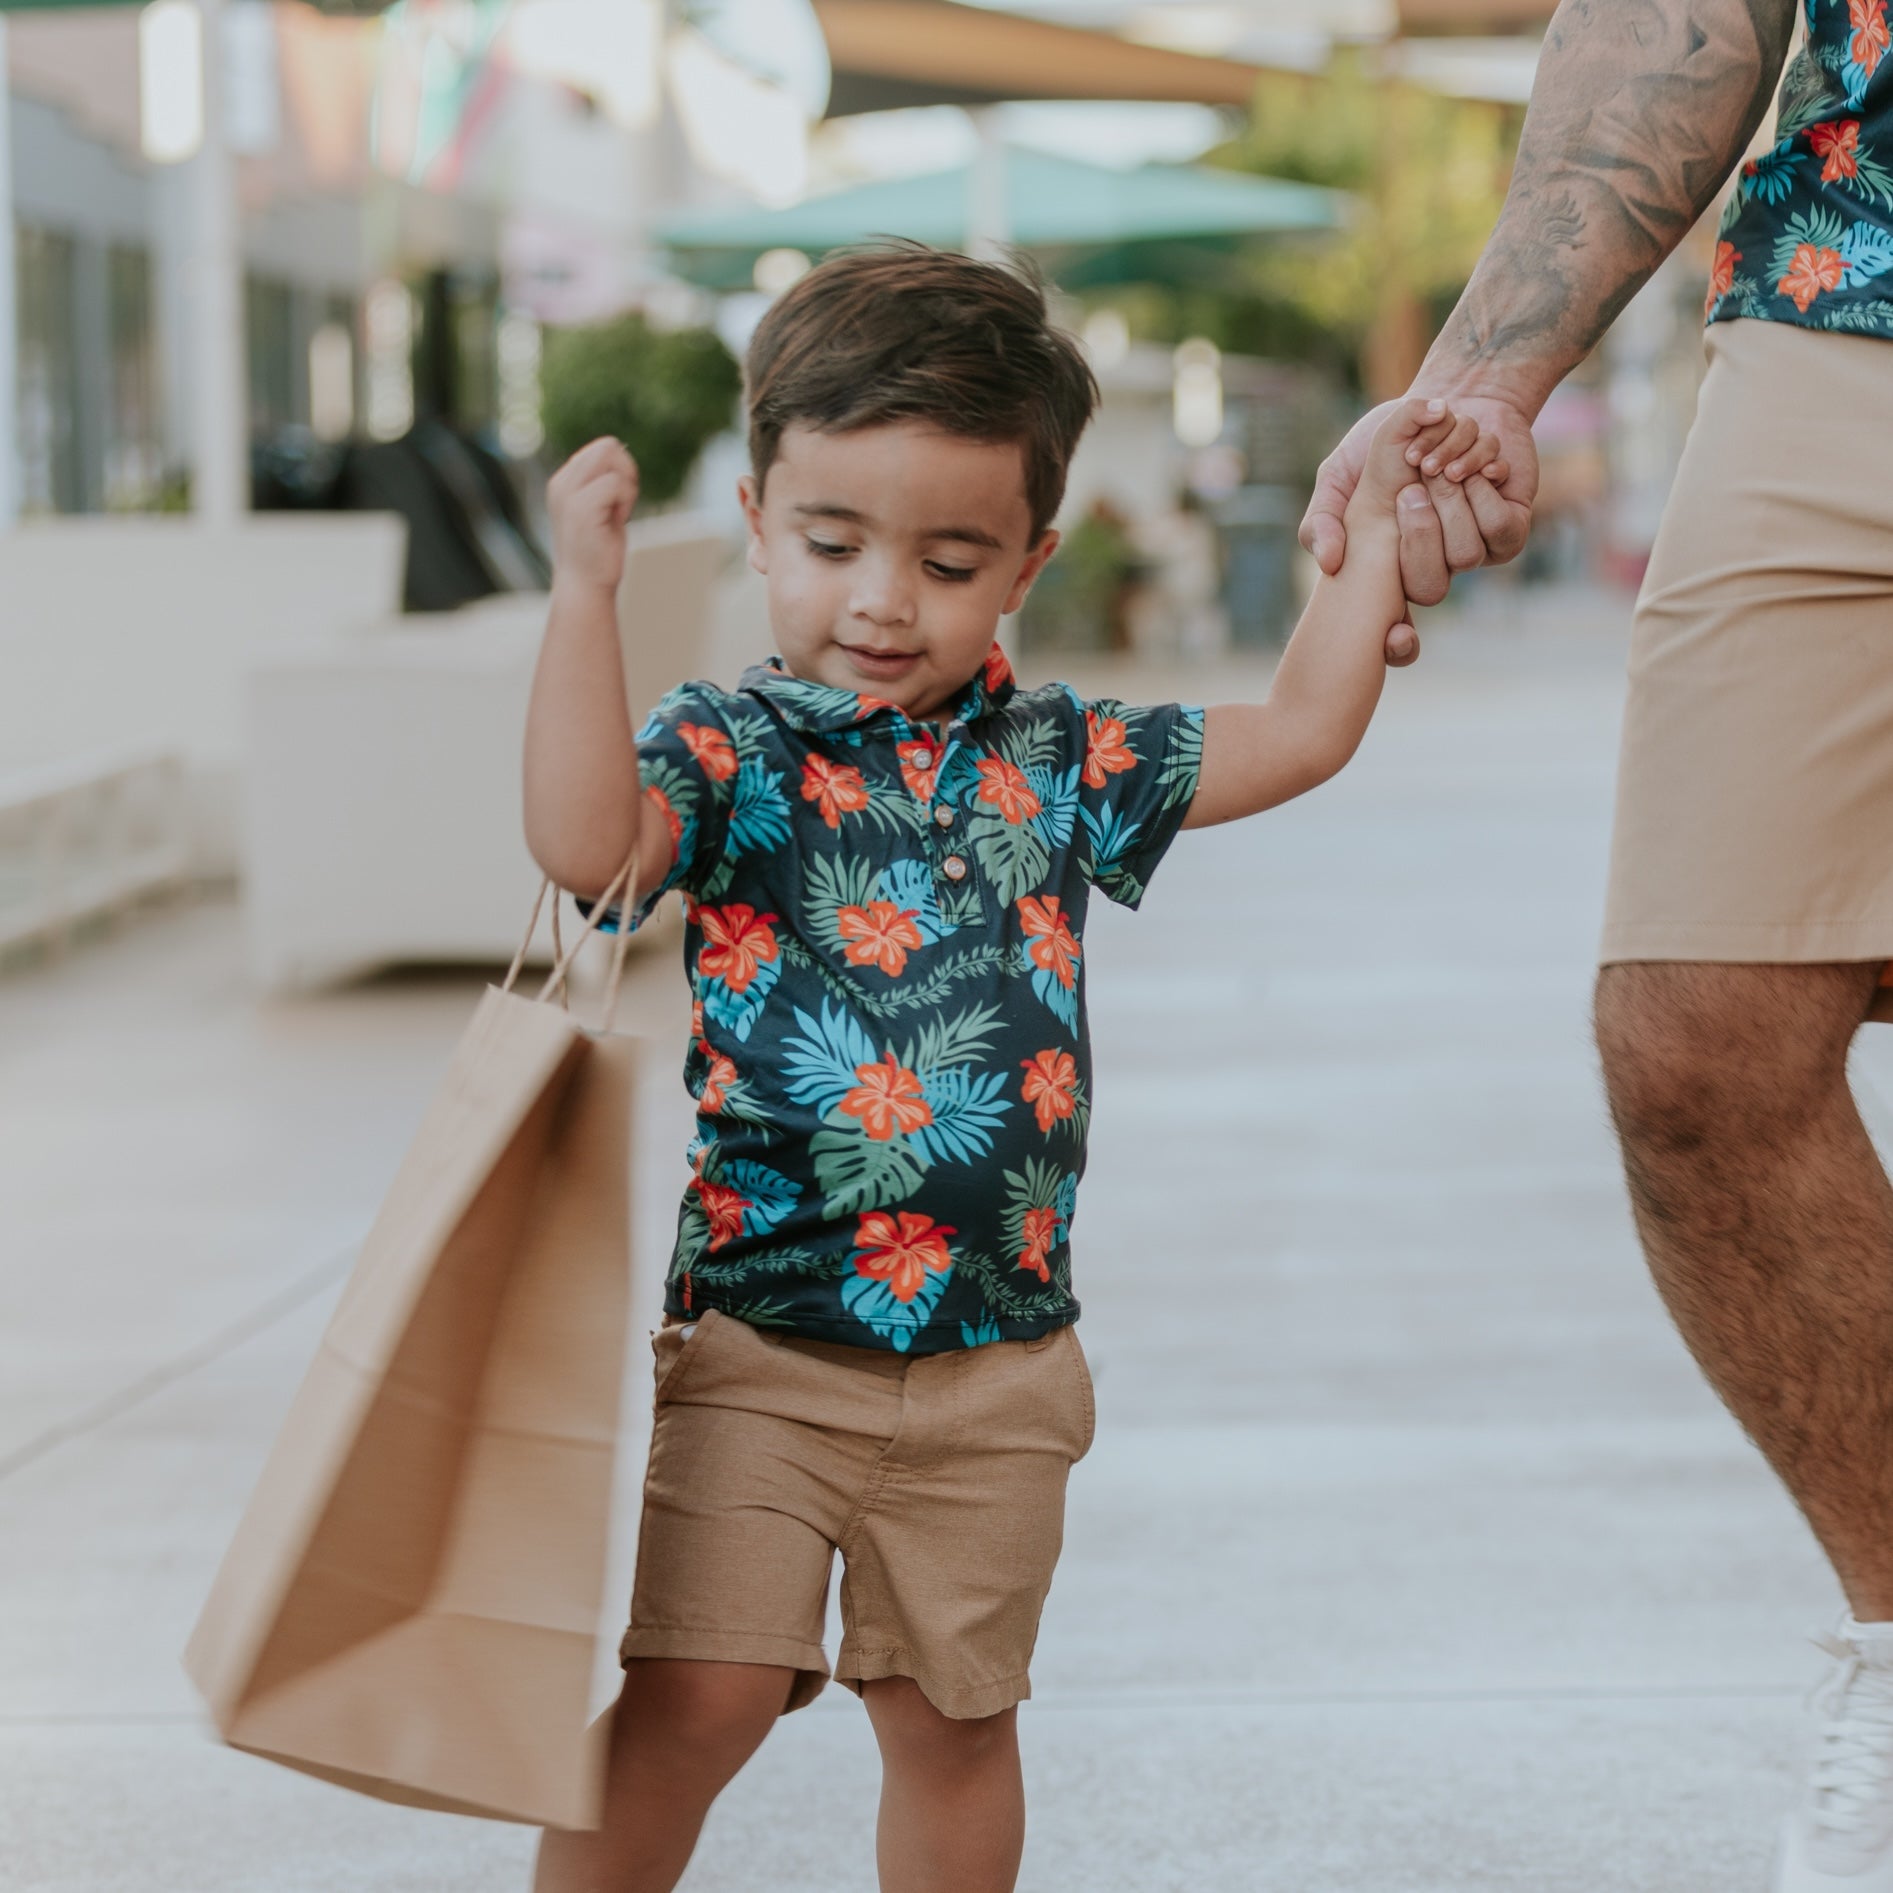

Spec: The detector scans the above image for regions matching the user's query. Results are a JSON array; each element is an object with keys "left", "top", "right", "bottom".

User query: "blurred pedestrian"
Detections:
[
  {"left": 1127, "top": 487, "right": 1229, "bottom": 663},
  {"left": 520, "top": 243, "right": 1498, "bottom": 1892},
  {"left": 1301, "top": 2, "right": 1893, "bottom": 1884}
]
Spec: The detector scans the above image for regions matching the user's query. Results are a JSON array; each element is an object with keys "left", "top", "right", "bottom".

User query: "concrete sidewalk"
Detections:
[{"left": 0, "top": 600, "right": 1863, "bottom": 1891}]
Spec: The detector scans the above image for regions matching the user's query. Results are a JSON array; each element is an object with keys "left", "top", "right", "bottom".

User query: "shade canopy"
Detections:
[
  {"left": 659, "top": 145, "right": 1346, "bottom": 288},
  {"left": 811, "top": 0, "right": 1271, "bottom": 116}
]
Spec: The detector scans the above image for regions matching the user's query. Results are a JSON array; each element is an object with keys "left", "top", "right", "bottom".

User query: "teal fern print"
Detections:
[{"left": 908, "top": 1065, "right": 1014, "bottom": 1165}]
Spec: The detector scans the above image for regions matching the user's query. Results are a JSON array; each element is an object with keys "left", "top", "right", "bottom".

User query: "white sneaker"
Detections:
[{"left": 1778, "top": 1622, "right": 1893, "bottom": 1889}]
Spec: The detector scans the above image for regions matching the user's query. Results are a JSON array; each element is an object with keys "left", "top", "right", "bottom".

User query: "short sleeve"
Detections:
[
  {"left": 1073, "top": 694, "right": 1204, "bottom": 908},
  {"left": 601, "top": 682, "right": 740, "bottom": 930}
]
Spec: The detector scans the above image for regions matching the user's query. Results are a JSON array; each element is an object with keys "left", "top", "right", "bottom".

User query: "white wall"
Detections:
[{"left": 0, "top": 514, "right": 405, "bottom": 864}]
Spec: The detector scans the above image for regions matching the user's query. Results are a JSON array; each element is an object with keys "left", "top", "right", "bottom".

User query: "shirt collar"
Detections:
[{"left": 739, "top": 645, "right": 1018, "bottom": 735}]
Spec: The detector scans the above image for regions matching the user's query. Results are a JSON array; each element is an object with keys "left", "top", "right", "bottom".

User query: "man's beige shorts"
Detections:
[
  {"left": 619, "top": 1308, "right": 1095, "bottom": 1720},
  {"left": 1603, "top": 316, "right": 1893, "bottom": 1004}
]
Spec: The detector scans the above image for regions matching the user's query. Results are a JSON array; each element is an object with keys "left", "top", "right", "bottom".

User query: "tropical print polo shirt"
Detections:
[
  {"left": 1707, "top": 0, "right": 1893, "bottom": 335},
  {"left": 618, "top": 646, "right": 1203, "bottom": 1354}
]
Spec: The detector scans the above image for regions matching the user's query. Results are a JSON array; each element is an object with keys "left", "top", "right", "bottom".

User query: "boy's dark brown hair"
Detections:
[{"left": 745, "top": 243, "right": 1099, "bottom": 541}]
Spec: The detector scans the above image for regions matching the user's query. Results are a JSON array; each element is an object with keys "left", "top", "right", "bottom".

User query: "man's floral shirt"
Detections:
[
  {"left": 1708, "top": 0, "right": 1893, "bottom": 334},
  {"left": 618, "top": 647, "right": 1202, "bottom": 1354}
]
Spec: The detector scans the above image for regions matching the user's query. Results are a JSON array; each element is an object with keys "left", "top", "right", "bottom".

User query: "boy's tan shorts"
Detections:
[
  {"left": 1602, "top": 316, "right": 1893, "bottom": 1005},
  {"left": 619, "top": 1307, "right": 1094, "bottom": 1720}
]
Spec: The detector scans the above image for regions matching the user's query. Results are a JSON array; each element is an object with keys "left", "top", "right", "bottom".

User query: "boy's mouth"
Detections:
[{"left": 838, "top": 643, "right": 922, "bottom": 683}]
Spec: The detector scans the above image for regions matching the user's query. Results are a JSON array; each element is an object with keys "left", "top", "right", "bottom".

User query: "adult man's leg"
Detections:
[
  {"left": 1596, "top": 961, "right": 1893, "bottom": 1614},
  {"left": 1599, "top": 960, "right": 1893, "bottom": 1887}
]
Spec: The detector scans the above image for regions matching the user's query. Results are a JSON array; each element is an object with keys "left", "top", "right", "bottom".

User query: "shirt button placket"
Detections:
[{"left": 930, "top": 720, "right": 980, "bottom": 915}]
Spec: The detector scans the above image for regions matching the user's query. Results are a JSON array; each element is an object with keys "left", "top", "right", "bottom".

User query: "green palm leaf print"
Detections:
[{"left": 810, "top": 1121, "right": 929, "bottom": 1217}]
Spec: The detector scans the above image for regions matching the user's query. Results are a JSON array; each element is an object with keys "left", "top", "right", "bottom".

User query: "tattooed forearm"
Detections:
[{"left": 1419, "top": 0, "right": 1797, "bottom": 414}]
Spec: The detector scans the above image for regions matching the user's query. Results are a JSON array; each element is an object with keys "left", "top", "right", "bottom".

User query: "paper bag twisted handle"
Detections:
[{"left": 501, "top": 840, "right": 642, "bottom": 1033}]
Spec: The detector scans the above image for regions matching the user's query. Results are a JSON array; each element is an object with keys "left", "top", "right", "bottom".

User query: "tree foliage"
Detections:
[
  {"left": 1209, "top": 54, "right": 1522, "bottom": 392},
  {"left": 1100, "top": 54, "right": 1521, "bottom": 392}
]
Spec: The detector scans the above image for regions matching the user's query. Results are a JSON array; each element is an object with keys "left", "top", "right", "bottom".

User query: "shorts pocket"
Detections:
[
  {"left": 652, "top": 1307, "right": 721, "bottom": 1402},
  {"left": 1066, "top": 1327, "right": 1096, "bottom": 1461}
]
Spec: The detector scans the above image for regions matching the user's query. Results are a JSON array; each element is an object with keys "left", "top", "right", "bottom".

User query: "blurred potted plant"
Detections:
[
  {"left": 539, "top": 314, "right": 742, "bottom": 505},
  {"left": 1019, "top": 499, "right": 1144, "bottom": 653}
]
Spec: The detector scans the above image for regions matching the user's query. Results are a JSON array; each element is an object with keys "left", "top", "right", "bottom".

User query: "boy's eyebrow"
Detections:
[
  {"left": 792, "top": 502, "right": 1006, "bottom": 552},
  {"left": 927, "top": 523, "right": 1007, "bottom": 551}
]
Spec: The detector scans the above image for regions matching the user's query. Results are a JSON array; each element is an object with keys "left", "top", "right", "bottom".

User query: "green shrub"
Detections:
[
  {"left": 1018, "top": 503, "right": 1142, "bottom": 653},
  {"left": 539, "top": 314, "right": 742, "bottom": 504}
]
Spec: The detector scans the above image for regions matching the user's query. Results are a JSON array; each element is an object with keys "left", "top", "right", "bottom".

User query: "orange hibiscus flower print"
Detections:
[
  {"left": 1852, "top": 0, "right": 1889, "bottom": 75},
  {"left": 1780, "top": 242, "right": 1846, "bottom": 311},
  {"left": 1083, "top": 710, "right": 1137, "bottom": 788},
  {"left": 1020, "top": 1048, "right": 1079, "bottom": 1133},
  {"left": 1809, "top": 119, "right": 1861, "bottom": 182},
  {"left": 977, "top": 757, "right": 1042, "bottom": 824},
  {"left": 1017, "top": 1205, "right": 1057, "bottom": 1283},
  {"left": 982, "top": 644, "right": 1013, "bottom": 698},
  {"left": 898, "top": 738, "right": 941, "bottom": 803},
  {"left": 690, "top": 998, "right": 706, "bottom": 1042},
  {"left": 1017, "top": 894, "right": 1082, "bottom": 990},
  {"left": 699, "top": 1050, "right": 737, "bottom": 1114},
  {"left": 838, "top": 901, "right": 926, "bottom": 976},
  {"left": 1705, "top": 240, "right": 1741, "bottom": 313},
  {"left": 853, "top": 1209, "right": 956, "bottom": 1302},
  {"left": 838, "top": 1053, "right": 934, "bottom": 1140},
  {"left": 645, "top": 783, "right": 682, "bottom": 854},
  {"left": 801, "top": 754, "right": 871, "bottom": 829},
  {"left": 678, "top": 722, "right": 738, "bottom": 782},
  {"left": 694, "top": 1173, "right": 748, "bottom": 1250},
  {"left": 697, "top": 904, "right": 779, "bottom": 992}
]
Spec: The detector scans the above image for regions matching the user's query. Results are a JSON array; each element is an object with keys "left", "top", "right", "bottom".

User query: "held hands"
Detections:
[
  {"left": 1356, "top": 400, "right": 1509, "bottom": 668},
  {"left": 1304, "top": 393, "right": 1538, "bottom": 609},
  {"left": 1356, "top": 398, "right": 1509, "bottom": 521},
  {"left": 547, "top": 438, "right": 641, "bottom": 598}
]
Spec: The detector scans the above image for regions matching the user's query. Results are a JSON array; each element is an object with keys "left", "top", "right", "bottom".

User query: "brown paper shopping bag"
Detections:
[{"left": 185, "top": 859, "right": 642, "bottom": 1829}]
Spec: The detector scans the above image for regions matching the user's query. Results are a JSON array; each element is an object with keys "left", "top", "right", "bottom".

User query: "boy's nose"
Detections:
[{"left": 848, "top": 562, "right": 917, "bottom": 628}]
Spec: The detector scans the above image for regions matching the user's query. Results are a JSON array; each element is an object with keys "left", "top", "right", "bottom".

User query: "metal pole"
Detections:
[
  {"left": 190, "top": 0, "right": 245, "bottom": 522},
  {"left": 0, "top": 15, "right": 20, "bottom": 528},
  {"left": 966, "top": 105, "right": 1010, "bottom": 262}
]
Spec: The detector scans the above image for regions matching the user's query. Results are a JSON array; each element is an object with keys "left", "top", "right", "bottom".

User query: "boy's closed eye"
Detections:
[{"left": 802, "top": 536, "right": 979, "bottom": 583}]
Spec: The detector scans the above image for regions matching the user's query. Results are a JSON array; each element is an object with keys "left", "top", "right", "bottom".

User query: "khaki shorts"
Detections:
[
  {"left": 1602, "top": 316, "right": 1893, "bottom": 1009},
  {"left": 619, "top": 1308, "right": 1095, "bottom": 1720}
]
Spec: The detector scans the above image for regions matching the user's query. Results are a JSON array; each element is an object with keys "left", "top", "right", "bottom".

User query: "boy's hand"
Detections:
[
  {"left": 1348, "top": 398, "right": 1508, "bottom": 524},
  {"left": 548, "top": 438, "right": 640, "bottom": 597}
]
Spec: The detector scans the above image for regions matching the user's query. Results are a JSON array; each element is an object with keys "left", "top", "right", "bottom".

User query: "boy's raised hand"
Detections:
[{"left": 547, "top": 438, "right": 640, "bottom": 597}]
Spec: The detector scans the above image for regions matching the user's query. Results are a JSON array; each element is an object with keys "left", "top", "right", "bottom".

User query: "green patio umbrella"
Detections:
[{"left": 658, "top": 145, "right": 1348, "bottom": 290}]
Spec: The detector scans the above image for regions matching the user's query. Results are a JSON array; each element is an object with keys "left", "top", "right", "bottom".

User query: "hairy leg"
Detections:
[
  {"left": 531, "top": 1660, "right": 793, "bottom": 1893},
  {"left": 862, "top": 1677, "right": 1024, "bottom": 1893},
  {"left": 1596, "top": 960, "right": 1893, "bottom": 1615}
]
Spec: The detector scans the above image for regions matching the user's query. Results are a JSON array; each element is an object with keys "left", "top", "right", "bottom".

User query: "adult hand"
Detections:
[{"left": 1300, "top": 394, "right": 1539, "bottom": 606}]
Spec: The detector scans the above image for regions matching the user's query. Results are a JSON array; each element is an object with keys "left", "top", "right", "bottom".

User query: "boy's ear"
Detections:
[
  {"left": 738, "top": 473, "right": 769, "bottom": 576},
  {"left": 1002, "top": 530, "right": 1060, "bottom": 617}
]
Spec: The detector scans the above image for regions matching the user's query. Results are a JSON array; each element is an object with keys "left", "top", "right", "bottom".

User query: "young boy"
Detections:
[{"left": 522, "top": 246, "right": 1503, "bottom": 1893}]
